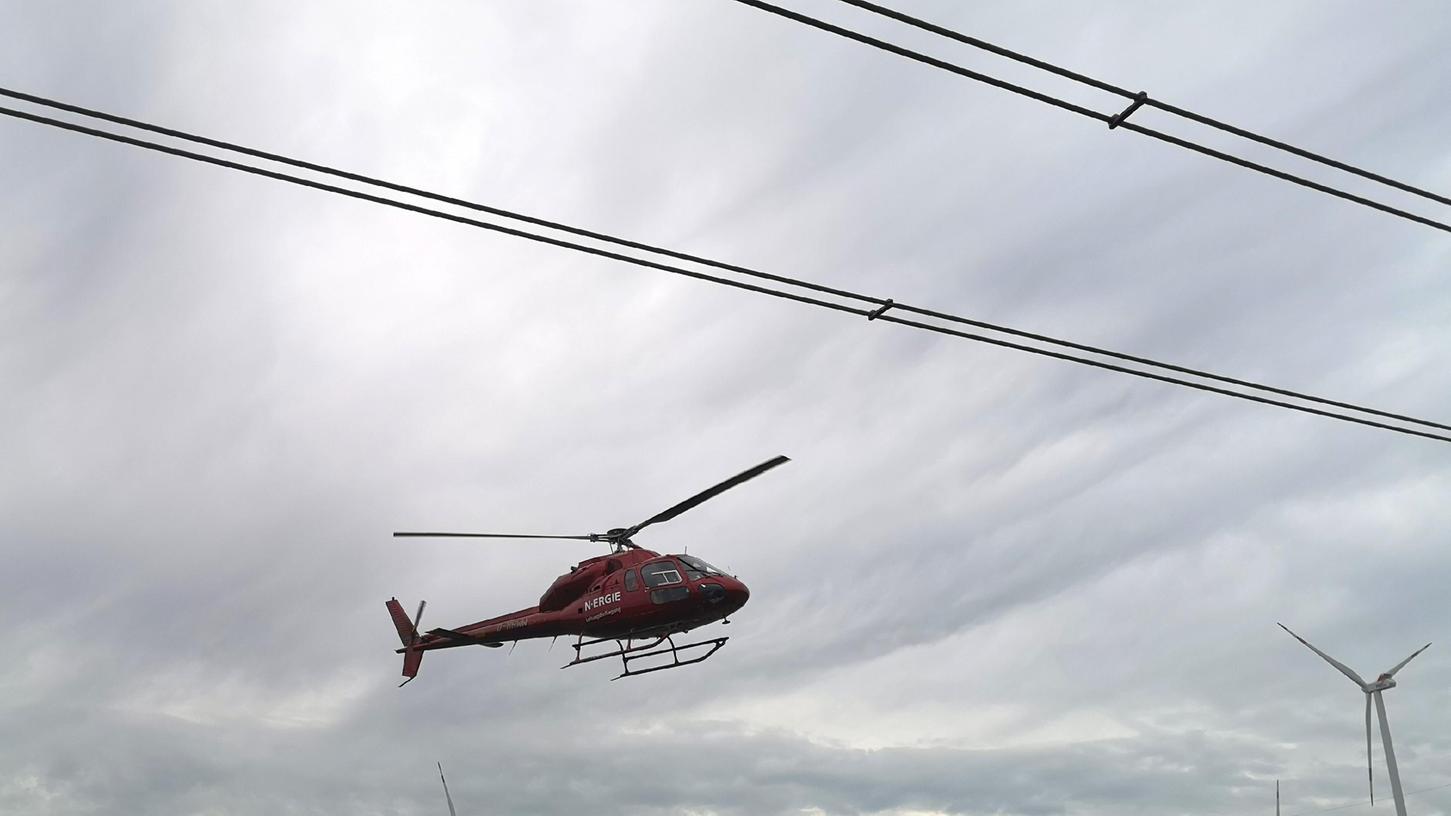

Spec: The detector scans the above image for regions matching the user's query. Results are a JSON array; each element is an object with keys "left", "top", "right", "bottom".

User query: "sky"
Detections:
[{"left": 2, "top": 1, "right": 1450, "bottom": 814}]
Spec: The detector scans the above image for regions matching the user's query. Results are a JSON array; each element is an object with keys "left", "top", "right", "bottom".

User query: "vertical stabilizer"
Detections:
[{"left": 386, "top": 597, "right": 427, "bottom": 686}]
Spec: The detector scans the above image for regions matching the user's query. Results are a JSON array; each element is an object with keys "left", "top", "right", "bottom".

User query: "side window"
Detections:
[
  {"left": 642, "top": 561, "right": 684, "bottom": 588},
  {"left": 624, "top": 569, "right": 638, "bottom": 592},
  {"left": 651, "top": 586, "right": 690, "bottom": 605}
]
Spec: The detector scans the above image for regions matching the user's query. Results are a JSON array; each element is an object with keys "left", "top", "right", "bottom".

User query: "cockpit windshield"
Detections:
[{"left": 677, "top": 554, "right": 727, "bottom": 580}]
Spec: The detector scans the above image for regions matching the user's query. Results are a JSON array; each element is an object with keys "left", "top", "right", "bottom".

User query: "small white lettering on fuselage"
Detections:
[
  {"left": 487, "top": 618, "right": 529, "bottom": 635},
  {"left": 585, "top": 607, "right": 622, "bottom": 623},
  {"left": 582, "top": 591, "right": 622, "bottom": 612}
]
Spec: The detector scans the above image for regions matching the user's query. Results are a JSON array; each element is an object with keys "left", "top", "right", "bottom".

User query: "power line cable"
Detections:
[
  {"left": 728, "top": 0, "right": 1451, "bottom": 235},
  {"left": 4, "top": 87, "right": 1447, "bottom": 438},
  {"left": 1, "top": 98, "right": 1448, "bottom": 445},
  {"left": 835, "top": 0, "right": 1451, "bottom": 210},
  {"left": 0, "top": 85, "right": 858, "bottom": 307}
]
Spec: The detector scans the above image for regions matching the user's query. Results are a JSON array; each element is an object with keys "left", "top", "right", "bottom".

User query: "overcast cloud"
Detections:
[{"left": 3, "top": 1, "right": 1451, "bottom": 814}]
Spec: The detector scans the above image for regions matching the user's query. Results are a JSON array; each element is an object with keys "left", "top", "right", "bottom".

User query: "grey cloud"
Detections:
[{"left": 3, "top": 1, "right": 1451, "bottom": 815}]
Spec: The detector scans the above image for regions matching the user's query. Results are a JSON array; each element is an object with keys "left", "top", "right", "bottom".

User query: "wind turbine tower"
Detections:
[{"left": 1279, "top": 623, "right": 1431, "bottom": 816}]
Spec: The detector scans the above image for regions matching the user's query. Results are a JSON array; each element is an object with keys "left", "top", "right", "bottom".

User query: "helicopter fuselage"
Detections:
[{"left": 394, "top": 548, "right": 749, "bottom": 657}]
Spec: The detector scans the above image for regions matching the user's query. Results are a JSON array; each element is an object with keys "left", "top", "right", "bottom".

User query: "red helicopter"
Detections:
[{"left": 386, "top": 455, "right": 787, "bottom": 683}]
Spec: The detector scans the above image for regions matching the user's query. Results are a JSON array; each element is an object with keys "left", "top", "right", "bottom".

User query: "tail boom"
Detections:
[{"left": 387, "top": 599, "right": 580, "bottom": 686}]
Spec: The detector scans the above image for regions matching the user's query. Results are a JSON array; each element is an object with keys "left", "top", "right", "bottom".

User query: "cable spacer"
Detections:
[
  {"left": 1108, "top": 91, "right": 1148, "bottom": 129},
  {"left": 867, "top": 299, "right": 895, "bottom": 320}
]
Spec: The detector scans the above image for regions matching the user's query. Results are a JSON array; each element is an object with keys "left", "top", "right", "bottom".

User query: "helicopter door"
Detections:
[{"left": 613, "top": 566, "right": 653, "bottom": 623}]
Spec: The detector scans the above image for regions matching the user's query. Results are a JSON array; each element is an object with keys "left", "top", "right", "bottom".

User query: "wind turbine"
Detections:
[
  {"left": 1279, "top": 623, "right": 1431, "bottom": 816},
  {"left": 438, "top": 762, "right": 458, "bottom": 816}
]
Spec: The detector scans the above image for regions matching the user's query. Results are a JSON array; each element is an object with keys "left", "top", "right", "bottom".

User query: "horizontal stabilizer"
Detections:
[{"left": 428, "top": 627, "right": 504, "bottom": 647}]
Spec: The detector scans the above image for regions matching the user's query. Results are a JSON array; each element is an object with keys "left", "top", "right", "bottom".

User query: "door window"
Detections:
[
  {"left": 651, "top": 586, "right": 690, "bottom": 604},
  {"left": 641, "top": 560, "right": 683, "bottom": 588}
]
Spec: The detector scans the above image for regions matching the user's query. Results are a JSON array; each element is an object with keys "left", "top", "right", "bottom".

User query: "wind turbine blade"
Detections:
[
  {"left": 1373, "top": 691, "right": 1409, "bottom": 816},
  {"left": 438, "top": 762, "right": 457, "bottom": 816},
  {"left": 1278, "top": 623, "right": 1368, "bottom": 688},
  {"left": 1365, "top": 693, "right": 1374, "bottom": 806},
  {"left": 1383, "top": 642, "right": 1432, "bottom": 678}
]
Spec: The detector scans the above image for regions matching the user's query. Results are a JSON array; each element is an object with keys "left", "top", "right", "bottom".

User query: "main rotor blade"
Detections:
[
  {"left": 1365, "top": 692, "right": 1375, "bottom": 806},
  {"left": 627, "top": 455, "right": 790, "bottom": 536},
  {"left": 394, "top": 532, "right": 595, "bottom": 540},
  {"left": 1383, "top": 642, "right": 1432, "bottom": 678},
  {"left": 1278, "top": 623, "right": 1369, "bottom": 688},
  {"left": 438, "top": 762, "right": 457, "bottom": 816}
]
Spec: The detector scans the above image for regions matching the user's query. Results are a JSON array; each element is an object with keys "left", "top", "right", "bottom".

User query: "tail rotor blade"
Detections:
[
  {"left": 411, "top": 601, "right": 427, "bottom": 646},
  {"left": 627, "top": 455, "right": 790, "bottom": 536},
  {"left": 1365, "top": 693, "right": 1375, "bottom": 806},
  {"left": 1278, "top": 623, "right": 1369, "bottom": 688},
  {"left": 438, "top": 762, "right": 457, "bottom": 816},
  {"left": 1383, "top": 642, "right": 1432, "bottom": 678}
]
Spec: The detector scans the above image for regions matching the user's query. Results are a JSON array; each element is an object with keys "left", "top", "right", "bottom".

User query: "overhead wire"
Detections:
[
  {"left": 727, "top": 0, "right": 1451, "bottom": 235},
  {"left": 3, "top": 86, "right": 1446, "bottom": 437},
  {"left": 1, "top": 95, "right": 1449, "bottom": 445},
  {"left": 834, "top": 0, "right": 1451, "bottom": 210},
  {"left": 0, "top": 85, "right": 860, "bottom": 307}
]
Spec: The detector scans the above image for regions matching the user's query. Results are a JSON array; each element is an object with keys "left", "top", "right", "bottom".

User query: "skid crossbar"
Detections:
[
  {"left": 561, "top": 633, "right": 729, "bottom": 679},
  {"left": 613, "top": 636, "right": 728, "bottom": 680}
]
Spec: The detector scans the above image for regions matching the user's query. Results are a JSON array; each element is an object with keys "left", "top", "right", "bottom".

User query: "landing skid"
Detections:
[{"left": 563, "top": 633, "right": 729, "bottom": 680}]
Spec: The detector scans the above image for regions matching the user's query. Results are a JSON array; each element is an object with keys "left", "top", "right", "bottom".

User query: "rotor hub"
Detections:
[{"left": 602, "top": 529, "right": 636, "bottom": 552}]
